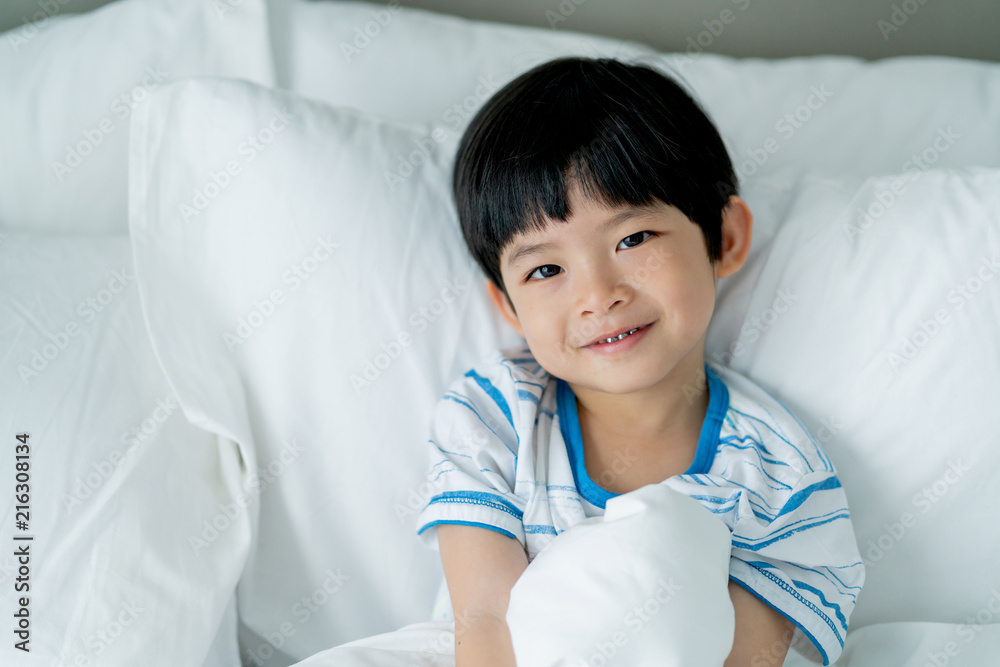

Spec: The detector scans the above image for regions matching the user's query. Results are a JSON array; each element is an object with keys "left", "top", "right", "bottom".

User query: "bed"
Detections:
[{"left": 2, "top": 0, "right": 999, "bottom": 665}]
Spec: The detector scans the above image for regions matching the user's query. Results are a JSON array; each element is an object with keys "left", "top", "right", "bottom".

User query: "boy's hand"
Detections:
[
  {"left": 438, "top": 524, "right": 529, "bottom": 667},
  {"left": 724, "top": 580, "right": 795, "bottom": 666}
]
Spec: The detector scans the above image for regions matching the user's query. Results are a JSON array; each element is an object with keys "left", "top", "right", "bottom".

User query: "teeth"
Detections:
[{"left": 598, "top": 327, "right": 640, "bottom": 344}]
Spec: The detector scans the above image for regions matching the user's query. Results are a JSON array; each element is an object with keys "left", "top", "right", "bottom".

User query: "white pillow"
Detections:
[
  {"left": 708, "top": 168, "right": 1000, "bottom": 630},
  {"left": 129, "top": 75, "right": 523, "bottom": 663},
  {"left": 276, "top": 0, "right": 1000, "bottom": 180},
  {"left": 0, "top": 0, "right": 275, "bottom": 233},
  {"left": 280, "top": 0, "right": 655, "bottom": 121},
  {"left": 660, "top": 55, "right": 1000, "bottom": 182},
  {"left": 506, "top": 484, "right": 734, "bottom": 667},
  {"left": 0, "top": 233, "right": 249, "bottom": 667}
]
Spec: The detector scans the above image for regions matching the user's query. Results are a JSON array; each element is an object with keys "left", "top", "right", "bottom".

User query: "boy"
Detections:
[{"left": 416, "top": 57, "right": 864, "bottom": 666}]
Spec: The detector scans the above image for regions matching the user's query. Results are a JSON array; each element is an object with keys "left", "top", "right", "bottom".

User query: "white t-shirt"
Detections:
[{"left": 417, "top": 345, "right": 864, "bottom": 665}]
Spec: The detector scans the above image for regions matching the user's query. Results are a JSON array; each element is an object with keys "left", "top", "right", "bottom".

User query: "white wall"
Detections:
[
  {"left": 375, "top": 0, "right": 1000, "bottom": 62},
  {"left": 2, "top": 0, "right": 999, "bottom": 62}
]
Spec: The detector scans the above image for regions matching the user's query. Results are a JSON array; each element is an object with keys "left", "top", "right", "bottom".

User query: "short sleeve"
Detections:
[
  {"left": 728, "top": 468, "right": 865, "bottom": 665},
  {"left": 416, "top": 358, "right": 527, "bottom": 549}
]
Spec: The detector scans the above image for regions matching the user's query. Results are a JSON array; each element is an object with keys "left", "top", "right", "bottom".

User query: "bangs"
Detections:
[{"left": 453, "top": 57, "right": 736, "bottom": 296}]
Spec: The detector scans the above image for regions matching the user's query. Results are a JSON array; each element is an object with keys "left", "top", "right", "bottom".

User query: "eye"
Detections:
[
  {"left": 618, "top": 231, "right": 656, "bottom": 250},
  {"left": 526, "top": 264, "right": 562, "bottom": 282}
]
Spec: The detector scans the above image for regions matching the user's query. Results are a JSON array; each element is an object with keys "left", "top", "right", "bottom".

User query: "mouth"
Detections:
[{"left": 584, "top": 322, "right": 654, "bottom": 348}]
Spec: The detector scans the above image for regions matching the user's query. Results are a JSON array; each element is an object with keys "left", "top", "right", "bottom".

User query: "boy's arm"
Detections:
[
  {"left": 724, "top": 580, "right": 795, "bottom": 667},
  {"left": 437, "top": 524, "right": 529, "bottom": 667}
]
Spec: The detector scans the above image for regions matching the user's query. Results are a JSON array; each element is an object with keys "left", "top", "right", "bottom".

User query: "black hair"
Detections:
[{"left": 452, "top": 56, "right": 737, "bottom": 308}]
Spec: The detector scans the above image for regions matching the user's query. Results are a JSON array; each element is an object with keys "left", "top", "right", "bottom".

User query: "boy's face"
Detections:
[{"left": 489, "top": 179, "right": 750, "bottom": 395}]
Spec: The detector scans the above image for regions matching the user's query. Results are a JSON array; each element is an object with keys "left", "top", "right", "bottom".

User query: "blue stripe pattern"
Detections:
[{"left": 416, "top": 345, "right": 864, "bottom": 666}]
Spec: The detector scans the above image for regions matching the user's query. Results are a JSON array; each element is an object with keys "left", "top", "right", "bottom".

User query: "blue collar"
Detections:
[{"left": 555, "top": 364, "right": 729, "bottom": 509}]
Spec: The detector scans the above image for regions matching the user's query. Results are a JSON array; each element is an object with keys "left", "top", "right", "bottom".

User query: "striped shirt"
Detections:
[{"left": 417, "top": 345, "right": 864, "bottom": 665}]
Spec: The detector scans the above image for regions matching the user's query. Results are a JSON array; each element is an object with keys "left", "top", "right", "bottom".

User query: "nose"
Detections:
[
  {"left": 576, "top": 262, "right": 629, "bottom": 317},
  {"left": 570, "top": 265, "right": 631, "bottom": 349}
]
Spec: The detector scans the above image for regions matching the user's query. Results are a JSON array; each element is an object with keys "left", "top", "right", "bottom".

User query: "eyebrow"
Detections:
[{"left": 505, "top": 206, "right": 656, "bottom": 269}]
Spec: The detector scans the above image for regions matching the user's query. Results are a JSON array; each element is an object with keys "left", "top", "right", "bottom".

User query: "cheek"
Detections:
[
  {"left": 519, "top": 305, "right": 575, "bottom": 358},
  {"left": 516, "top": 301, "right": 553, "bottom": 340},
  {"left": 662, "top": 262, "right": 717, "bottom": 329}
]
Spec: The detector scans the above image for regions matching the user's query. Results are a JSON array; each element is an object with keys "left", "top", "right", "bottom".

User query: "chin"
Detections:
[{"left": 569, "top": 368, "right": 660, "bottom": 395}]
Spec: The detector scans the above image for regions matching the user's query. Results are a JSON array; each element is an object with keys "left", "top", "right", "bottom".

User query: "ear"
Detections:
[
  {"left": 486, "top": 280, "right": 524, "bottom": 336},
  {"left": 715, "top": 195, "right": 754, "bottom": 280}
]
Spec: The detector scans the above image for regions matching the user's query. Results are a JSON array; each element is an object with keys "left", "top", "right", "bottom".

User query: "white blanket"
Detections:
[
  {"left": 290, "top": 485, "right": 1000, "bottom": 666},
  {"left": 297, "top": 484, "right": 736, "bottom": 666},
  {"left": 291, "top": 621, "right": 1000, "bottom": 667}
]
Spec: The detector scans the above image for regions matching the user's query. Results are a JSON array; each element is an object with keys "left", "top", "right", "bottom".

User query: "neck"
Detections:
[{"left": 570, "top": 346, "right": 710, "bottom": 451}]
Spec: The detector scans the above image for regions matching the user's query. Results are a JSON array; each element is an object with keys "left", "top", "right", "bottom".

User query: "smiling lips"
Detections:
[{"left": 585, "top": 322, "right": 653, "bottom": 347}]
